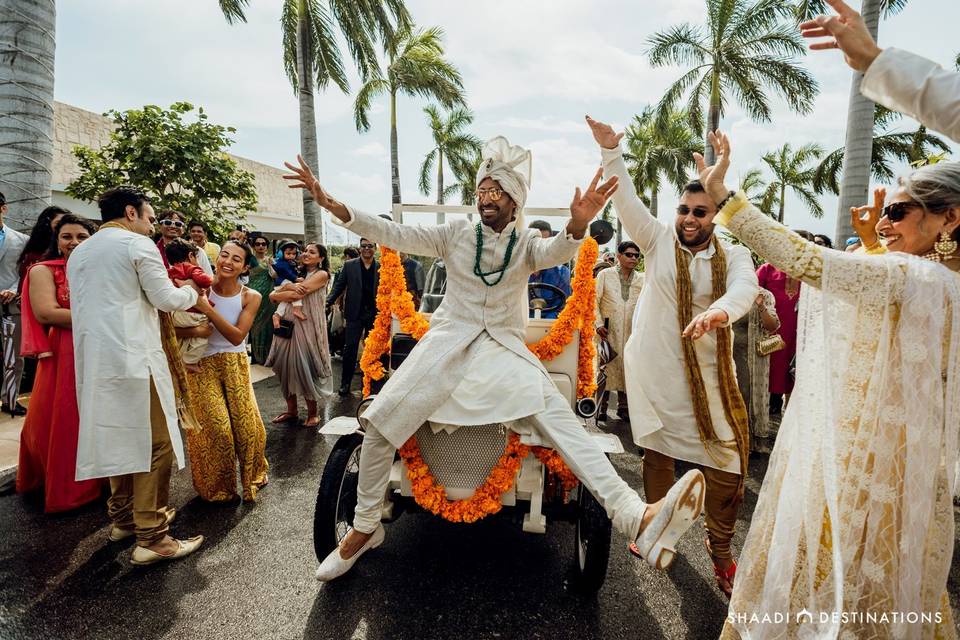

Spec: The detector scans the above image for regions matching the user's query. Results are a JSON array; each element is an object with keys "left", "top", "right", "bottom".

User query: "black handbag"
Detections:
[{"left": 273, "top": 318, "right": 294, "bottom": 339}]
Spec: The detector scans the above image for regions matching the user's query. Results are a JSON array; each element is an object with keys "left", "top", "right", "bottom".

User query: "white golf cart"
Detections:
[{"left": 313, "top": 204, "right": 622, "bottom": 592}]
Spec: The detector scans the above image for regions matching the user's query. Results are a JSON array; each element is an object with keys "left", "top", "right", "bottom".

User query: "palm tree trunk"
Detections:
[
  {"left": 779, "top": 184, "right": 786, "bottom": 224},
  {"left": 834, "top": 0, "right": 881, "bottom": 247},
  {"left": 0, "top": 0, "right": 55, "bottom": 230},
  {"left": 650, "top": 188, "right": 659, "bottom": 218},
  {"left": 296, "top": 8, "right": 323, "bottom": 243},
  {"left": 436, "top": 149, "right": 445, "bottom": 225},
  {"left": 390, "top": 88, "right": 401, "bottom": 205},
  {"left": 704, "top": 73, "right": 721, "bottom": 166},
  {"left": 615, "top": 219, "right": 622, "bottom": 247}
]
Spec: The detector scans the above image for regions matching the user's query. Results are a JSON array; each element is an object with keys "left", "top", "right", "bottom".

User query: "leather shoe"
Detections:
[
  {"left": 315, "top": 525, "right": 385, "bottom": 582},
  {"left": 109, "top": 507, "right": 177, "bottom": 542},
  {"left": 130, "top": 535, "right": 204, "bottom": 565},
  {"left": 3, "top": 402, "right": 26, "bottom": 417},
  {"left": 632, "top": 469, "right": 705, "bottom": 570}
]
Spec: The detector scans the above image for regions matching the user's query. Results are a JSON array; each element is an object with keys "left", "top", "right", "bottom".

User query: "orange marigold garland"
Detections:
[{"left": 362, "top": 237, "right": 600, "bottom": 522}]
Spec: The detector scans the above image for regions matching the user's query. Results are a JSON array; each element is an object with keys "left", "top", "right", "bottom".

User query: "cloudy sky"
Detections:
[{"left": 55, "top": 0, "right": 960, "bottom": 244}]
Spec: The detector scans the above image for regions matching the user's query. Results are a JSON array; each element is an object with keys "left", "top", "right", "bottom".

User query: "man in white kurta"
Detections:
[
  {"left": 285, "top": 139, "right": 707, "bottom": 582},
  {"left": 69, "top": 186, "right": 204, "bottom": 564},
  {"left": 594, "top": 240, "right": 644, "bottom": 422},
  {"left": 588, "top": 117, "right": 758, "bottom": 587}
]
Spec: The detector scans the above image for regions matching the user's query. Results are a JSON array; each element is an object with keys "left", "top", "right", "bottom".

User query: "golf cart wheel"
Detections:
[
  {"left": 572, "top": 484, "right": 612, "bottom": 592},
  {"left": 314, "top": 432, "right": 364, "bottom": 561}
]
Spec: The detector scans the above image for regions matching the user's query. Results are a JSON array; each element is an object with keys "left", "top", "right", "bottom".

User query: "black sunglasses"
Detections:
[
  {"left": 253, "top": 241, "right": 268, "bottom": 246},
  {"left": 622, "top": 252, "right": 640, "bottom": 258},
  {"left": 360, "top": 243, "right": 376, "bottom": 249},
  {"left": 676, "top": 205, "right": 711, "bottom": 219},
  {"left": 882, "top": 201, "right": 920, "bottom": 222}
]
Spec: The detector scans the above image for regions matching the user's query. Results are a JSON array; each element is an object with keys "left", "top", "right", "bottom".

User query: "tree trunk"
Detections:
[
  {"left": 834, "top": 0, "right": 881, "bottom": 247},
  {"left": 779, "top": 183, "right": 786, "bottom": 224},
  {"left": 296, "top": 9, "right": 323, "bottom": 243},
  {"left": 436, "top": 149, "right": 445, "bottom": 225},
  {"left": 650, "top": 187, "right": 659, "bottom": 218},
  {"left": 615, "top": 219, "right": 622, "bottom": 247},
  {"left": 704, "top": 73, "right": 721, "bottom": 166},
  {"left": 390, "top": 89, "right": 401, "bottom": 205},
  {"left": 0, "top": 0, "right": 55, "bottom": 230}
]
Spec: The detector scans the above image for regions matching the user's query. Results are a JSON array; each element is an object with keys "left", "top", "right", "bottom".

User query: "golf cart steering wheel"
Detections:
[{"left": 528, "top": 282, "right": 568, "bottom": 314}]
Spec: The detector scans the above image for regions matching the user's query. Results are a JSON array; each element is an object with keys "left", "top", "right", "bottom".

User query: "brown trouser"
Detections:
[
  {"left": 642, "top": 448, "right": 741, "bottom": 559},
  {"left": 107, "top": 380, "right": 173, "bottom": 546}
]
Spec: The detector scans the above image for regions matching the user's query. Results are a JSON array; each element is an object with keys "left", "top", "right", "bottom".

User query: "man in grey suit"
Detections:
[{"left": 0, "top": 192, "right": 30, "bottom": 415}]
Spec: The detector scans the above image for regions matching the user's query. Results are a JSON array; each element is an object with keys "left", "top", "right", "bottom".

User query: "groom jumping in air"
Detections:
[{"left": 284, "top": 137, "right": 707, "bottom": 581}]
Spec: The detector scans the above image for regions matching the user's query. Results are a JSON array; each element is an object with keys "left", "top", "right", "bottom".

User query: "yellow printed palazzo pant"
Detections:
[{"left": 185, "top": 352, "right": 269, "bottom": 502}]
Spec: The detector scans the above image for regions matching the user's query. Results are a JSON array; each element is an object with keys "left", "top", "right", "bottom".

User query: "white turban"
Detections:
[{"left": 475, "top": 136, "right": 532, "bottom": 224}]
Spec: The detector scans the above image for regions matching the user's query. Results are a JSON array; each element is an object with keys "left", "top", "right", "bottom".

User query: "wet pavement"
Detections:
[{"left": 1, "top": 370, "right": 959, "bottom": 640}]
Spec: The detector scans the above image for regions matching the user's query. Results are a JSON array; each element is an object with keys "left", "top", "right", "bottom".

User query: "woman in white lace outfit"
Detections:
[{"left": 690, "top": 132, "right": 959, "bottom": 640}]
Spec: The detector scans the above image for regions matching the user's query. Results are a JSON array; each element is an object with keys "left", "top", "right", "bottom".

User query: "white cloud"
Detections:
[{"left": 352, "top": 142, "right": 387, "bottom": 158}]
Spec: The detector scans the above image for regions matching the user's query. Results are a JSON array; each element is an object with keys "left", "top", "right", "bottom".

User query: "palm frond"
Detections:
[
  {"left": 218, "top": 0, "right": 249, "bottom": 24},
  {"left": 352, "top": 77, "right": 389, "bottom": 132},
  {"left": 418, "top": 148, "right": 437, "bottom": 196},
  {"left": 645, "top": 24, "right": 708, "bottom": 67},
  {"left": 305, "top": 0, "right": 350, "bottom": 92}
]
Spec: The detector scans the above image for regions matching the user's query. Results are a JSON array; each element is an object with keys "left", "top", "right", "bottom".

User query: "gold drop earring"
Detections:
[{"left": 935, "top": 230, "right": 958, "bottom": 258}]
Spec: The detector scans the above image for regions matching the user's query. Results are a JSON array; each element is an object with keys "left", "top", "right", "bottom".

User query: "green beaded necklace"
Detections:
[{"left": 473, "top": 222, "right": 518, "bottom": 286}]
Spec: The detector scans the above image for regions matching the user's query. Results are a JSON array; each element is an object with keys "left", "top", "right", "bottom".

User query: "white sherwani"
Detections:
[
  {"left": 594, "top": 267, "right": 644, "bottom": 392},
  {"left": 69, "top": 227, "right": 197, "bottom": 480},
  {"left": 602, "top": 145, "right": 758, "bottom": 473},
  {"left": 337, "top": 208, "right": 583, "bottom": 448},
  {"left": 861, "top": 47, "right": 960, "bottom": 143}
]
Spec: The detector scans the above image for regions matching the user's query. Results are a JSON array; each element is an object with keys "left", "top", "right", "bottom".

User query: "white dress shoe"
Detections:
[
  {"left": 109, "top": 507, "right": 177, "bottom": 542},
  {"left": 130, "top": 535, "right": 204, "bottom": 565},
  {"left": 633, "top": 469, "right": 705, "bottom": 570},
  {"left": 315, "top": 525, "right": 385, "bottom": 582}
]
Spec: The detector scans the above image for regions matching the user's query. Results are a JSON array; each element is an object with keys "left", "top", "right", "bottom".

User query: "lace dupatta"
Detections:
[{"left": 732, "top": 250, "right": 959, "bottom": 640}]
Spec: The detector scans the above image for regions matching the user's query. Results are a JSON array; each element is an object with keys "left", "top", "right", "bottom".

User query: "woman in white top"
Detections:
[{"left": 185, "top": 241, "right": 270, "bottom": 502}]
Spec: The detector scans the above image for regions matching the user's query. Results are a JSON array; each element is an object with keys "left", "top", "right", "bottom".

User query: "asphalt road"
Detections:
[{"left": 1, "top": 373, "right": 958, "bottom": 640}]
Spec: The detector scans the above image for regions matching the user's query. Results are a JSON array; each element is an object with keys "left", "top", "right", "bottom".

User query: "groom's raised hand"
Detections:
[
  {"left": 585, "top": 116, "right": 623, "bottom": 150},
  {"left": 283, "top": 154, "right": 348, "bottom": 221},
  {"left": 568, "top": 167, "right": 619, "bottom": 238}
]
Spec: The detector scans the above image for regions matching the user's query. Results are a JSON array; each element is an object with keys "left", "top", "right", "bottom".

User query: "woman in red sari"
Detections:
[{"left": 16, "top": 215, "right": 103, "bottom": 512}]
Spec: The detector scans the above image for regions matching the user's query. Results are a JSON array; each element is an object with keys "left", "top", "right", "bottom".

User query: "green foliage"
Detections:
[
  {"left": 353, "top": 25, "right": 465, "bottom": 133},
  {"left": 647, "top": 0, "right": 818, "bottom": 136},
  {"left": 759, "top": 142, "right": 823, "bottom": 221},
  {"left": 418, "top": 105, "right": 481, "bottom": 204},
  {"left": 218, "top": 0, "right": 250, "bottom": 25},
  {"left": 791, "top": 0, "right": 908, "bottom": 21},
  {"left": 66, "top": 102, "right": 258, "bottom": 239},
  {"left": 813, "top": 105, "right": 950, "bottom": 195},
  {"left": 622, "top": 107, "right": 700, "bottom": 215}
]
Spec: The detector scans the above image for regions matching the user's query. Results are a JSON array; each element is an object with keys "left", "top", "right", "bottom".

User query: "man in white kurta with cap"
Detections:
[
  {"left": 69, "top": 185, "right": 205, "bottom": 565},
  {"left": 284, "top": 138, "right": 707, "bottom": 582},
  {"left": 587, "top": 117, "right": 758, "bottom": 597}
]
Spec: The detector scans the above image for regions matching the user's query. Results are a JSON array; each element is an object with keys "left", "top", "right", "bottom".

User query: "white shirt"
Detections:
[
  {"left": 861, "top": 47, "right": 960, "bottom": 144},
  {"left": 601, "top": 145, "right": 758, "bottom": 473}
]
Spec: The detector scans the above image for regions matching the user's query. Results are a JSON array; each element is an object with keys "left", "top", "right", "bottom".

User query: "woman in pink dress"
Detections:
[
  {"left": 755, "top": 233, "right": 808, "bottom": 415},
  {"left": 16, "top": 215, "right": 104, "bottom": 512}
]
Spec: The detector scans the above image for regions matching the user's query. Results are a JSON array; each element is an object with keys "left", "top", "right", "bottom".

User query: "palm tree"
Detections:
[
  {"left": 417, "top": 105, "right": 480, "bottom": 224},
  {"left": 793, "top": 0, "right": 908, "bottom": 253},
  {"left": 740, "top": 168, "right": 776, "bottom": 216},
  {"left": 647, "top": 0, "right": 818, "bottom": 165},
  {"left": 354, "top": 26, "right": 465, "bottom": 205},
  {"left": 814, "top": 105, "right": 949, "bottom": 195},
  {"left": 622, "top": 108, "right": 700, "bottom": 217},
  {"left": 0, "top": 0, "right": 56, "bottom": 229},
  {"left": 757, "top": 143, "right": 823, "bottom": 223},
  {"left": 226, "top": 1, "right": 411, "bottom": 243}
]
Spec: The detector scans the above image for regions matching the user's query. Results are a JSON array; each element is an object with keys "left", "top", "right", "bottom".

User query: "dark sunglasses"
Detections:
[
  {"left": 253, "top": 241, "right": 268, "bottom": 247},
  {"left": 882, "top": 201, "right": 920, "bottom": 223},
  {"left": 360, "top": 243, "right": 376, "bottom": 249},
  {"left": 622, "top": 252, "right": 640, "bottom": 258},
  {"left": 676, "top": 205, "right": 711, "bottom": 219}
]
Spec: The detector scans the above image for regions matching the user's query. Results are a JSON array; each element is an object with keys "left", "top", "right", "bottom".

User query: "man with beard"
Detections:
[
  {"left": 283, "top": 136, "right": 707, "bottom": 582},
  {"left": 587, "top": 117, "right": 758, "bottom": 598}
]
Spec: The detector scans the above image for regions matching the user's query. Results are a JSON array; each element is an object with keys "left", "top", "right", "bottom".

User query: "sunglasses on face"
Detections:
[
  {"left": 159, "top": 219, "right": 184, "bottom": 228},
  {"left": 676, "top": 205, "right": 711, "bottom": 219},
  {"left": 475, "top": 188, "right": 504, "bottom": 202},
  {"left": 360, "top": 243, "right": 376, "bottom": 249},
  {"left": 622, "top": 252, "right": 640, "bottom": 258},
  {"left": 882, "top": 201, "right": 920, "bottom": 223},
  {"left": 253, "top": 241, "right": 268, "bottom": 247}
]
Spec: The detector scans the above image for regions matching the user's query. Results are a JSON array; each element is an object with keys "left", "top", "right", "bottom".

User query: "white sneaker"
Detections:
[
  {"left": 315, "top": 525, "right": 385, "bottom": 582},
  {"left": 632, "top": 469, "right": 705, "bottom": 570}
]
